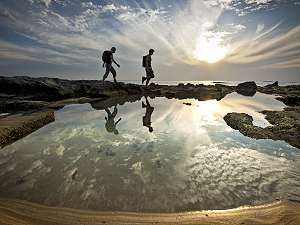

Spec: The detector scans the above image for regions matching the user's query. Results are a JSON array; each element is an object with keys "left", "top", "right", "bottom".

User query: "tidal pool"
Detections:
[{"left": 0, "top": 92, "right": 299, "bottom": 212}]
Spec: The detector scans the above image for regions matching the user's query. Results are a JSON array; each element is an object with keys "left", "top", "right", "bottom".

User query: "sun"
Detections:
[{"left": 194, "top": 36, "right": 229, "bottom": 64}]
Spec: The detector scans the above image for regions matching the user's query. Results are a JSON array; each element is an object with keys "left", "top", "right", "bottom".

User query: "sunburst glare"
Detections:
[{"left": 194, "top": 35, "right": 230, "bottom": 64}]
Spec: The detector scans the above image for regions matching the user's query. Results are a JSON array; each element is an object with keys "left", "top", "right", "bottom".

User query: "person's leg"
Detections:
[
  {"left": 142, "top": 69, "right": 147, "bottom": 84},
  {"left": 112, "top": 105, "right": 118, "bottom": 117},
  {"left": 110, "top": 66, "right": 117, "bottom": 83},
  {"left": 145, "top": 68, "right": 151, "bottom": 86},
  {"left": 105, "top": 108, "right": 112, "bottom": 117},
  {"left": 103, "top": 64, "right": 111, "bottom": 81},
  {"left": 146, "top": 76, "right": 151, "bottom": 86}
]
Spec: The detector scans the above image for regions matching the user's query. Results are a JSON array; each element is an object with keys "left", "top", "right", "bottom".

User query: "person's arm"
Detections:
[
  {"left": 112, "top": 56, "right": 120, "bottom": 68},
  {"left": 115, "top": 118, "right": 122, "bottom": 125}
]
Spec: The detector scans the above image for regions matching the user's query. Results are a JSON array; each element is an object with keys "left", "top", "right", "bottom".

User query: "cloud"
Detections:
[
  {"left": 256, "top": 24, "right": 265, "bottom": 34},
  {"left": 0, "top": 7, "right": 16, "bottom": 21},
  {"left": 225, "top": 24, "right": 300, "bottom": 68},
  {"left": 0, "top": 40, "right": 96, "bottom": 65},
  {"left": 0, "top": 0, "right": 299, "bottom": 78}
]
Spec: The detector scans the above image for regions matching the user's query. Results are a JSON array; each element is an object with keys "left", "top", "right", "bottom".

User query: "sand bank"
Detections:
[{"left": 0, "top": 198, "right": 299, "bottom": 225}]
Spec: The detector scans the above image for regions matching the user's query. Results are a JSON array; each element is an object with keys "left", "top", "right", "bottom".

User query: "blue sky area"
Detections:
[{"left": 0, "top": 0, "right": 300, "bottom": 81}]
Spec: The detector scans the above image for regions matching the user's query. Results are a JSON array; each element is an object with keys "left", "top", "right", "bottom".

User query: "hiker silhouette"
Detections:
[
  {"left": 142, "top": 96, "right": 154, "bottom": 132},
  {"left": 104, "top": 105, "right": 122, "bottom": 135},
  {"left": 142, "top": 49, "right": 155, "bottom": 86},
  {"left": 102, "top": 47, "right": 120, "bottom": 84}
]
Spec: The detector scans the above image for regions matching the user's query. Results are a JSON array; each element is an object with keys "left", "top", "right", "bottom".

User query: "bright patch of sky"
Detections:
[{"left": 0, "top": 0, "right": 299, "bottom": 81}]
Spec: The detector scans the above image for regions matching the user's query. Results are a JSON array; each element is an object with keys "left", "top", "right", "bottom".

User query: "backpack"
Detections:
[
  {"left": 142, "top": 55, "right": 147, "bottom": 67},
  {"left": 102, "top": 51, "right": 111, "bottom": 63}
]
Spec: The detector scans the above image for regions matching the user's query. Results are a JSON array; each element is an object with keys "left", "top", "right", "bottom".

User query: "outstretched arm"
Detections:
[
  {"left": 115, "top": 118, "right": 122, "bottom": 125},
  {"left": 112, "top": 58, "right": 120, "bottom": 68},
  {"left": 145, "top": 97, "right": 150, "bottom": 106}
]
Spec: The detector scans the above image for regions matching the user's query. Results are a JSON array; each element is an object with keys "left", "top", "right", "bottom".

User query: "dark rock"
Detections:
[
  {"left": 165, "top": 92, "right": 175, "bottom": 99},
  {"left": 276, "top": 96, "right": 300, "bottom": 107},
  {"left": 0, "top": 100, "right": 48, "bottom": 112},
  {"left": 183, "top": 102, "right": 192, "bottom": 106},
  {"left": 224, "top": 108, "right": 300, "bottom": 149},
  {"left": 265, "top": 81, "right": 279, "bottom": 88},
  {"left": 236, "top": 81, "right": 257, "bottom": 96},
  {"left": 0, "top": 110, "right": 55, "bottom": 148}
]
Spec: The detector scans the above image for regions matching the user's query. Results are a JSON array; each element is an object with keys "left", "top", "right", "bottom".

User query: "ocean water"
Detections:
[
  {"left": 119, "top": 80, "right": 300, "bottom": 86},
  {"left": 0, "top": 92, "right": 299, "bottom": 212}
]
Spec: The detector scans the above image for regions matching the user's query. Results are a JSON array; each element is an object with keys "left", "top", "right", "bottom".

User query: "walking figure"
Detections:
[
  {"left": 102, "top": 47, "right": 120, "bottom": 83},
  {"left": 142, "top": 96, "right": 154, "bottom": 132},
  {"left": 142, "top": 49, "right": 155, "bottom": 86},
  {"left": 104, "top": 105, "right": 122, "bottom": 135}
]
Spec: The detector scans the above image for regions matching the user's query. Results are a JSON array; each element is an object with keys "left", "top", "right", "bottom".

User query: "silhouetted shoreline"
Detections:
[{"left": 0, "top": 75, "right": 299, "bottom": 149}]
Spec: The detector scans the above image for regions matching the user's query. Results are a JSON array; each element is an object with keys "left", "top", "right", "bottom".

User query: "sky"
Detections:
[{"left": 0, "top": 0, "right": 300, "bottom": 81}]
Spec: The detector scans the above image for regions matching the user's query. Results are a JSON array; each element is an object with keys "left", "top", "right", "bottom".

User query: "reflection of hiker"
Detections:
[
  {"left": 102, "top": 47, "right": 120, "bottom": 83},
  {"left": 105, "top": 105, "right": 122, "bottom": 135},
  {"left": 142, "top": 49, "right": 155, "bottom": 86},
  {"left": 142, "top": 96, "right": 154, "bottom": 132}
]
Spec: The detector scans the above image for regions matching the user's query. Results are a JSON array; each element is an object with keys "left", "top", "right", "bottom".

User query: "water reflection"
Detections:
[
  {"left": 0, "top": 92, "right": 299, "bottom": 213},
  {"left": 104, "top": 105, "right": 122, "bottom": 135},
  {"left": 142, "top": 97, "right": 154, "bottom": 133}
]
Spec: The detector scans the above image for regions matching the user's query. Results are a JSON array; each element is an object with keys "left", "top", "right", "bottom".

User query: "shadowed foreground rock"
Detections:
[
  {"left": 0, "top": 110, "right": 54, "bottom": 148},
  {"left": 224, "top": 107, "right": 300, "bottom": 148}
]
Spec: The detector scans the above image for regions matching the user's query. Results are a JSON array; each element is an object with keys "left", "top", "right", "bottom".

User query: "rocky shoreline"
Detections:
[{"left": 0, "top": 76, "right": 300, "bottom": 148}]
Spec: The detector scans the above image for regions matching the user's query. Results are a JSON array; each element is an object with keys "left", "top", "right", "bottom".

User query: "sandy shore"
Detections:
[{"left": 0, "top": 198, "right": 299, "bottom": 225}]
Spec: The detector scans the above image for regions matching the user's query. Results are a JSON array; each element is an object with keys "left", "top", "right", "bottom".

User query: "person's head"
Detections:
[
  {"left": 111, "top": 47, "right": 116, "bottom": 53},
  {"left": 149, "top": 127, "right": 153, "bottom": 133},
  {"left": 114, "top": 129, "right": 119, "bottom": 135},
  {"left": 149, "top": 49, "right": 154, "bottom": 55}
]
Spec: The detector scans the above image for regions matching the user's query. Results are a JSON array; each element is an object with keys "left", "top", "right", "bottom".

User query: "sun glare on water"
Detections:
[{"left": 194, "top": 36, "right": 229, "bottom": 64}]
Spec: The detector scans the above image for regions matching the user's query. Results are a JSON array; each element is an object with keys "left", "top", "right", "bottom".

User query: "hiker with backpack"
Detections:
[
  {"left": 142, "top": 49, "right": 155, "bottom": 86},
  {"left": 102, "top": 47, "right": 120, "bottom": 83}
]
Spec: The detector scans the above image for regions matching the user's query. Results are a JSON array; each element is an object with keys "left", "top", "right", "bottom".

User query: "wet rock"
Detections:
[
  {"left": 236, "top": 81, "right": 257, "bottom": 96},
  {"left": 0, "top": 110, "right": 55, "bottom": 148},
  {"left": 276, "top": 96, "right": 300, "bottom": 107},
  {"left": 224, "top": 112, "right": 270, "bottom": 139},
  {"left": 0, "top": 100, "right": 48, "bottom": 112},
  {"left": 257, "top": 85, "right": 300, "bottom": 106},
  {"left": 265, "top": 81, "right": 279, "bottom": 88},
  {"left": 0, "top": 76, "right": 142, "bottom": 101},
  {"left": 165, "top": 92, "right": 175, "bottom": 99},
  {"left": 224, "top": 108, "right": 300, "bottom": 149}
]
